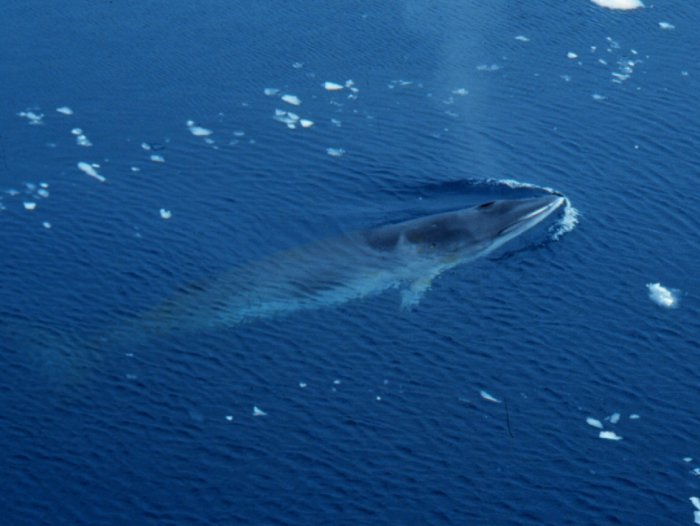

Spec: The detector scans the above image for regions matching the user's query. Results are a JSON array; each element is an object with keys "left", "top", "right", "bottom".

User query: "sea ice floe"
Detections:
[
  {"left": 77, "top": 162, "right": 106, "bottom": 182},
  {"left": 160, "top": 209, "right": 172, "bottom": 219},
  {"left": 37, "top": 188, "right": 49, "bottom": 198},
  {"left": 299, "top": 382, "right": 307, "bottom": 388},
  {"left": 150, "top": 154, "right": 165, "bottom": 163},
  {"left": 480, "top": 390, "right": 502, "bottom": 403},
  {"left": 452, "top": 88, "right": 469, "bottom": 96},
  {"left": 609, "top": 413, "right": 620, "bottom": 424},
  {"left": 690, "top": 497, "right": 700, "bottom": 511},
  {"left": 515, "top": 35, "right": 530, "bottom": 42},
  {"left": 18, "top": 111, "right": 44, "bottom": 124},
  {"left": 647, "top": 282, "right": 678, "bottom": 308},
  {"left": 76, "top": 134, "right": 92, "bottom": 147},
  {"left": 694, "top": 510, "right": 700, "bottom": 525},
  {"left": 264, "top": 88, "right": 279, "bottom": 96},
  {"left": 599, "top": 431, "right": 623, "bottom": 440},
  {"left": 629, "top": 414, "right": 640, "bottom": 419},
  {"left": 253, "top": 406, "right": 267, "bottom": 416},
  {"left": 592, "top": 94, "right": 607, "bottom": 101},
  {"left": 331, "top": 118, "right": 342, "bottom": 127},
  {"left": 141, "top": 142, "right": 151, "bottom": 150},
  {"left": 587, "top": 417, "right": 604, "bottom": 429},
  {"left": 56, "top": 106, "right": 73, "bottom": 115},
  {"left": 281, "top": 94, "right": 301, "bottom": 105},
  {"left": 23, "top": 202, "right": 36, "bottom": 210},
  {"left": 72, "top": 128, "right": 83, "bottom": 135},
  {"left": 568, "top": 52, "right": 578, "bottom": 59},
  {"left": 324, "top": 81, "right": 344, "bottom": 91},
  {"left": 659, "top": 22, "right": 675, "bottom": 30},
  {"left": 225, "top": 415, "right": 233, "bottom": 421},
  {"left": 327, "top": 148, "right": 345, "bottom": 157},
  {"left": 300, "top": 119, "right": 314, "bottom": 128},
  {"left": 42, "top": 222, "right": 51, "bottom": 229},
  {"left": 591, "top": 0, "right": 644, "bottom": 9},
  {"left": 188, "top": 125, "right": 213, "bottom": 136}
]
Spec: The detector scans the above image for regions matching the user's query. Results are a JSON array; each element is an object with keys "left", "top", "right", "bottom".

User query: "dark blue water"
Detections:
[{"left": 2, "top": 1, "right": 700, "bottom": 524}]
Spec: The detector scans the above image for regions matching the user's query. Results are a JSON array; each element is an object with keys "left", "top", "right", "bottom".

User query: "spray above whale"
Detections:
[{"left": 128, "top": 194, "right": 567, "bottom": 337}]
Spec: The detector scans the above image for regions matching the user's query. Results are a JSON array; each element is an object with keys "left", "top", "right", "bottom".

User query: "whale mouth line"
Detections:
[{"left": 500, "top": 197, "right": 565, "bottom": 236}]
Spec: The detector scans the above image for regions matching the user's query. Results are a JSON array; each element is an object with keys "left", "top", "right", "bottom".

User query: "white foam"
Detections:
[
  {"left": 324, "top": 81, "right": 344, "bottom": 91},
  {"left": 77, "top": 162, "right": 106, "bottom": 182},
  {"left": 56, "top": 106, "right": 73, "bottom": 115},
  {"left": 281, "top": 94, "right": 301, "bottom": 106},
  {"left": 189, "top": 125, "right": 212, "bottom": 137},
  {"left": 591, "top": 0, "right": 643, "bottom": 9},
  {"left": 253, "top": 406, "right": 267, "bottom": 416},
  {"left": 327, "top": 148, "right": 345, "bottom": 157},
  {"left": 160, "top": 209, "right": 172, "bottom": 219},
  {"left": 659, "top": 22, "right": 675, "bottom": 30},
  {"left": 552, "top": 198, "right": 579, "bottom": 240},
  {"left": 647, "top": 283, "right": 678, "bottom": 308},
  {"left": 599, "top": 431, "right": 623, "bottom": 440},
  {"left": 480, "top": 390, "right": 502, "bottom": 403},
  {"left": 150, "top": 154, "right": 165, "bottom": 163},
  {"left": 587, "top": 417, "right": 604, "bottom": 429}
]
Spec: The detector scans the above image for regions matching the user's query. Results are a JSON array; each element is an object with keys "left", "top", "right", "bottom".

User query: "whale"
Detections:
[{"left": 124, "top": 194, "right": 565, "bottom": 337}]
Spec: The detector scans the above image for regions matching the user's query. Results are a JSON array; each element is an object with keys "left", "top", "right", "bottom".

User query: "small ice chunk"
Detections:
[
  {"left": 77, "top": 135, "right": 92, "bottom": 147},
  {"left": 264, "top": 88, "right": 279, "bottom": 96},
  {"left": 40, "top": 182, "right": 48, "bottom": 188},
  {"left": 684, "top": 457, "right": 693, "bottom": 462},
  {"left": 300, "top": 119, "right": 314, "bottom": 128},
  {"left": 233, "top": 131, "right": 245, "bottom": 137},
  {"left": 150, "top": 154, "right": 165, "bottom": 163},
  {"left": 131, "top": 167, "right": 140, "bottom": 172},
  {"left": 659, "top": 22, "right": 675, "bottom": 30},
  {"left": 452, "top": 88, "right": 469, "bottom": 96},
  {"left": 77, "top": 162, "right": 106, "bottom": 182},
  {"left": 42, "top": 222, "right": 51, "bottom": 229},
  {"left": 324, "top": 81, "right": 344, "bottom": 91},
  {"left": 690, "top": 497, "right": 700, "bottom": 511},
  {"left": 37, "top": 188, "right": 49, "bottom": 198},
  {"left": 568, "top": 52, "right": 578, "bottom": 59},
  {"left": 331, "top": 118, "right": 342, "bottom": 127},
  {"left": 480, "top": 390, "right": 502, "bottom": 403},
  {"left": 299, "top": 382, "right": 307, "bottom": 388},
  {"left": 694, "top": 511, "right": 700, "bottom": 525},
  {"left": 189, "top": 125, "right": 213, "bottom": 136},
  {"left": 141, "top": 142, "right": 151, "bottom": 150},
  {"left": 160, "top": 209, "right": 172, "bottom": 219},
  {"left": 592, "top": 94, "right": 606, "bottom": 101},
  {"left": 599, "top": 431, "right": 623, "bottom": 440},
  {"left": 629, "top": 414, "right": 640, "bottom": 419},
  {"left": 515, "top": 35, "right": 530, "bottom": 42},
  {"left": 647, "top": 282, "right": 678, "bottom": 308},
  {"left": 292, "top": 62, "right": 303, "bottom": 69},
  {"left": 281, "top": 94, "right": 301, "bottom": 105},
  {"left": 345, "top": 79, "right": 355, "bottom": 87},
  {"left": 225, "top": 415, "right": 233, "bottom": 421},
  {"left": 587, "top": 417, "right": 604, "bottom": 429},
  {"left": 694, "top": 468, "right": 700, "bottom": 476},
  {"left": 610, "top": 413, "right": 620, "bottom": 424},
  {"left": 591, "top": 0, "right": 644, "bottom": 9},
  {"left": 56, "top": 106, "right": 73, "bottom": 115},
  {"left": 253, "top": 406, "right": 267, "bottom": 416},
  {"left": 327, "top": 148, "right": 345, "bottom": 157},
  {"left": 23, "top": 202, "right": 36, "bottom": 210},
  {"left": 287, "top": 112, "right": 300, "bottom": 121},
  {"left": 71, "top": 128, "right": 83, "bottom": 135}
]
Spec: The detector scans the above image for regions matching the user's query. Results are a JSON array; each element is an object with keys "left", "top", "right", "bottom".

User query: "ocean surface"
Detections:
[{"left": 2, "top": 1, "right": 699, "bottom": 524}]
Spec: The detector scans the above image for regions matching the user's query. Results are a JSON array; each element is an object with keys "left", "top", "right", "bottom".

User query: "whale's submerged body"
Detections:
[{"left": 134, "top": 195, "right": 565, "bottom": 336}]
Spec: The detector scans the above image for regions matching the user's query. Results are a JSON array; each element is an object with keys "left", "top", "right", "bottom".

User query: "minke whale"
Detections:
[{"left": 133, "top": 195, "right": 564, "bottom": 335}]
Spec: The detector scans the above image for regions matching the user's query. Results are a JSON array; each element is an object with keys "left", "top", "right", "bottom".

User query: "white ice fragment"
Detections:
[
  {"left": 592, "top": 94, "right": 606, "bottom": 101},
  {"left": 694, "top": 468, "right": 700, "bottom": 476},
  {"left": 327, "top": 148, "right": 345, "bottom": 157},
  {"left": 150, "top": 154, "right": 165, "bottom": 163},
  {"left": 324, "top": 81, "right": 344, "bottom": 91},
  {"left": 452, "top": 88, "right": 469, "bottom": 96},
  {"left": 264, "top": 88, "right": 279, "bottom": 96},
  {"left": 233, "top": 131, "right": 245, "bottom": 137},
  {"left": 345, "top": 79, "right": 354, "bottom": 87},
  {"left": 281, "top": 94, "right": 301, "bottom": 105},
  {"left": 568, "top": 52, "right": 578, "bottom": 59},
  {"left": 225, "top": 415, "right": 233, "bottom": 421},
  {"left": 333, "top": 380, "right": 341, "bottom": 385},
  {"left": 37, "top": 189, "right": 49, "bottom": 198},
  {"left": 253, "top": 406, "right": 267, "bottom": 416},
  {"left": 299, "top": 382, "right": 307, "bottom": 388},
  {"left": 694, "top": 511, "right": 700, "bottom": 525},
  {"left": 300, "top": 119, "right": 314, "bottom": 128},
  {"left": 23, "top": 202, "right": 36, "bottom": 210},
  {"left": 131, "top": 167, "right": 140, "bottom": 172},
  {"left": 647, "top": 282, "right": 678, "bottom": 308},
  {"left": 72, "top": 128, "right": 83, "bottom": 135},
  {"left": 77, "top": 162, "right": 106, "bottom": 182},
  {"left": 591, "top": 0, "right": 644, "bottom": 9},
  {"left": 287, "top": 112, "right": 300, "bottom": 121},
  {"left": 292, "top": 62, "right": 303, "bottom": 69},
  {"left": 515, "top": 35, "right": 530, "bottom": 42},
  {"left": 629, "top": 414, "right": 640, "bottom": 419},
  {"left": 659, "top": 22, "right": 675, "bottom": 30},
  {"left": 587, "top": 417, "right": 604, "bottom": 429},
  {"left": 599, "top": 431, "right": 623, "bottom": 440},
  {"left": 477, "top": 64, "right": 500, "bottom": 71},
  {"left": 480, "top": 390, "right": 502, "bottom": 403},
  {"left": 56, "top": 106, "right": 73, "bottom": 115},
  {"left": 77, "top": 135, "right": 92, "bottom": 147},
  {"left": 684, "top": 457, "right": 693, "bottom": 462},
  {"left": 160, "top": 209, "right": 172, "bottom": 219},
  {"left": 42, "top": 222, "right": 51, "bottom": 229},
  {"left": 141, "top": 142, "right": 151, "bottom": 150},
  {"left": 26, "top": 112, "right": 44, "bottom": 124},
  {"left": 331, "top": 118, "right": 342, "bottom": 127},
  {"left": 349, "top": 87, "right": 359, "bottom": 93},
  {"left": 610, "top": 413, "right": 620, "bottom": 424},
  {"left": 690, "top": 497, "right": 700, "bottom": 511},
  {"left": 189, "top": 125, "right": 213, "bottom": 136},
  {"left": 186, "top": 120, "right": 195, "bottom": 127}
]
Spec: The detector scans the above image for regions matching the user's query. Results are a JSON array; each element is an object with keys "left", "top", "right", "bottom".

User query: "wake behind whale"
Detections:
[{"left": 124, "top": 194, "right": 567, "bottom": 339}]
